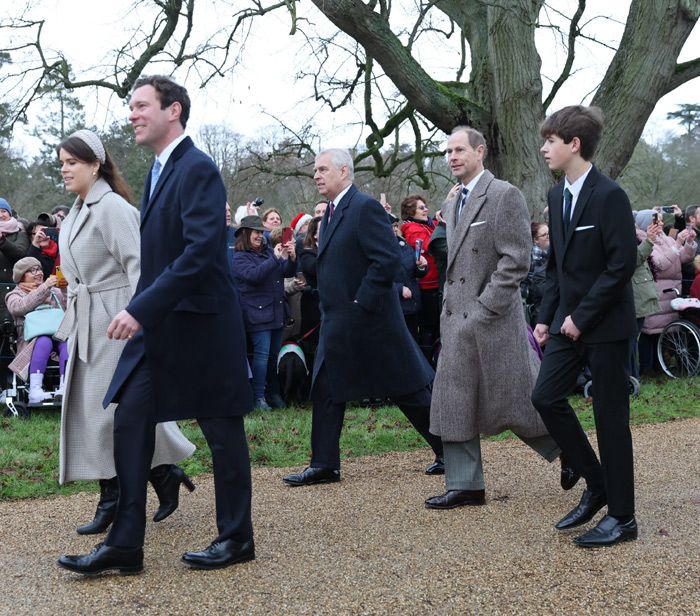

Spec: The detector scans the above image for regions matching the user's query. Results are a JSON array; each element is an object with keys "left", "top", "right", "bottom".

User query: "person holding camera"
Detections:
[
  {"left": 27, "top": 220, "right": 61, "bottom": 280},
  {"left": 0, "top": 198, "right": 30, "bottom": 283},
  {"left": 5, "top": 256, "right": 68, "bottom": 403},
  {"left": 232, "top": 215, "right": 297, "bottom": 410}
]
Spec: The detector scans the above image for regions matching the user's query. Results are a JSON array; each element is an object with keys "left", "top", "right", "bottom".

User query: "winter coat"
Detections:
[
  {"left": 394, "top": 236, "right": 426, "bottom": 315},
  {"left": 641, "top": 232, "right": 696, "bottom": 334},
  {"left": 428, "top": 222, "right": 447, "bottom": 296},
  {"left": 232, "top": 245, "right": 296, "bottom": 333},
  {"left": 430, "top": 170, "right": 548, "bottom": 442},
  {"left": 0, "top": 229, "right": 30, "bottom": 282},
  {"left": 55, "top": 178, "right": 194, "bottom": 483},
  {"left": 632, "top": 230, "right": 661, "bottom": 319},
  {"left": 5, "top": 283, "right": 66, "bottom": 380},
  {"left": 401, "top": 218, "right": 439, "bottom": 290}
]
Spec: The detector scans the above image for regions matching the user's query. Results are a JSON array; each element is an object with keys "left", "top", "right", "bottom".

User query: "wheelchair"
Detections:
[
  {"left": 656, "top": 293, "right": 700, "bottom": 379},
  {"left": 0, "top": 283, "right": 63, "bottom": 418}
]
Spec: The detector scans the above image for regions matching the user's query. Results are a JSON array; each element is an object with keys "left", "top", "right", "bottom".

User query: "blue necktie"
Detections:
[
  {"left": 563, "top": 187, "right": 573, "bottom": 233},
  {"left": 457, "top": 186, "right": 469, "bottom": 219},
  {"left": 149, "top": 159, "right": 162, "bottom": 199},
  {"left": 327, "top": 201, "right": 335, "bottom": 220}
]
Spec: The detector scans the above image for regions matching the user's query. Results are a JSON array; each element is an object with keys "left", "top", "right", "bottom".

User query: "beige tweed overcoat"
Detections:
[
  {"left": 56, "top": 179, "right": 194, "bottom": 483},
  {"left": 430, "top": 170, "right": 549, "bottom": 442}
]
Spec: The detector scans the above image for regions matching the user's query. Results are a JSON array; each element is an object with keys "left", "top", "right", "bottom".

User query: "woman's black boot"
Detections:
[
  {"left": 149, "top": 464, "right": 195, "bottom": 522},
  {"left": 76, "top": 477, "right": 119, "bottom": 535}
]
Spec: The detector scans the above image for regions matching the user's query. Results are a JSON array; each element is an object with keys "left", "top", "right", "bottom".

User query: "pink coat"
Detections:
[{"left": 642, "top": 233, "right": 696, "bottom": 334}]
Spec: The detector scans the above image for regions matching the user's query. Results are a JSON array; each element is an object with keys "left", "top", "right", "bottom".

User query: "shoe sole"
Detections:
[
  {"left": 574, "top": 532, "right": 638, "bottom": 548},
  {"left": 57, "top": 561, "right": 143, "bottom": 576},
  {"left": 282, "top": 478, "right": 340, "bottom": 487},
  {"left": 181, "top": 552, "right": 255, "bottom": 570},
  {"left": 424, "top": 500, "right": 485, "bottom": 510}
]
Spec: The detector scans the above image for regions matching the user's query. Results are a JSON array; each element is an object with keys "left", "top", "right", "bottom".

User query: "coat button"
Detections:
[
  {"left": 463, "top": 312, "right": 467, "bottom": 318},
  {"left": 448, "top": 279, "right": 454, "bottom": 285},
  {"left": 460, "top": 277, "right": 465, "bottom": 283},
  {"left": 75, "top": 279, "right": 80, "bottom": 284},
  {"left": 446, "top": 310, "right": 452, "bottom": 316},
  {"left": 472, "top": 248, "right": 478, "bottom": 254}
]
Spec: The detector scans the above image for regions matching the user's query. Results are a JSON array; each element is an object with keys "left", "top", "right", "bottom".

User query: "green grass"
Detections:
[{"left": 1, "top": 375, "right": 698, "bottom": 500}]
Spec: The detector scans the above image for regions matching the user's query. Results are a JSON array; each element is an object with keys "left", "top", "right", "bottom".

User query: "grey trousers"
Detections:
[{"left": 443, "top": 434, "right": 560, "bottom": 490}]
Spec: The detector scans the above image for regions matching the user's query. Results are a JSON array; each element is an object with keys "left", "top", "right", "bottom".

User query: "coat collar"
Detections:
[
  {"left": 317, "top": 184, "right": 356, "bottom": 258},
  {"left": 66, "top": 178, "right": 113, "bottom": 247},
  {"left": 446, "top": 170, "right": 494, "bottom": 272},
  {"left": 140, "top": 136, "right": 194, "bottom": 228}
]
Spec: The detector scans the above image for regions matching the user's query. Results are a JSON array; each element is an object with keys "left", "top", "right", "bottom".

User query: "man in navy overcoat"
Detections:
[
  {"left": 58, "top": 76, "right": 254, "bottom": 575},
  {"left": 283, "top": 149, "right": 444, "bottom": 487}
]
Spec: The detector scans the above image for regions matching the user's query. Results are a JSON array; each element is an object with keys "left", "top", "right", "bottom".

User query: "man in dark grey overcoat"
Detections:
[{"left": 426, "top": 127, "right": 574, "bottom": 509}]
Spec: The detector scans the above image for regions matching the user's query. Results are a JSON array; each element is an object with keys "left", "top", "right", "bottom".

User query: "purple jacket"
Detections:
[{"left": 232, "top": 246, "right": 296, "bottom": 332}]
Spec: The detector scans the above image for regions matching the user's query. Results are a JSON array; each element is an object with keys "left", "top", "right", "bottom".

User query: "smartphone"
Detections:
[
  {"left": 380, "top": 193, "right": 386, "bottom": 205},
  {"left": 652, "top": 213, "right": 659, "bottom": 224},
  {"left": 55, "top": 265, "right": 65, "bottom": 284},
  {"left": 281, "top": 226, "right": 293, "bottom": 244},
  {"left": 661, "top": 206, "right": 675, "bottom": 214},
  {"left": 414, "top": 238, "right": 423, "bottom": 263},
  {"left": 44, "top": 227, "right": 59, "bottom": 241}
]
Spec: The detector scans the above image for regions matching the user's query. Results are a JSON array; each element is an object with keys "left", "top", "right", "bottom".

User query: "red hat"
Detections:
[{"left": 290, "top": 212, "right": 313, "bottom": 235}]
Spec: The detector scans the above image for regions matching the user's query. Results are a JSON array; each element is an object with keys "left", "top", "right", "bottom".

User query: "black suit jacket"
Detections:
[
  {"left": 104, "top": 137, "right": 253, "bottom": 420},
  {"left": 313, "top": 184, "right": 434, "bottom": 402},
  {"left": 538, "top": 165, "right": 637, "bottom": 343}
]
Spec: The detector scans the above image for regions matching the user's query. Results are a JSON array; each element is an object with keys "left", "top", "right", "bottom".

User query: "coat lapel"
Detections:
[
  {"left": 67, "top": 178, "right": 113, "bottom": 247},
  {"left": 446, "top": 170, "right": 493, "bottom": 273},
  {"left": 562, "top": 165, "right": 598, "bottom": 255},
  {"left": 140, "top": 137, "right": 194, "bottom": 229},
  {"left": 318, "top": 184, "right": 355, "bottom": 258}
]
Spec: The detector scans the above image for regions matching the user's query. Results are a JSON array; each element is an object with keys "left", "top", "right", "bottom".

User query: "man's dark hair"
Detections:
[
  {"left": 132, "top": 75, "right": 191, "bottom": 128},
  {"left": 685, "top": 204, "right": 699, "bottom": 223},
  {"left": 539, "top": 105, "right": 604, "bottom": 161},
  {"left": 51, "top": 205, "right": 70, "bottom": 216}
]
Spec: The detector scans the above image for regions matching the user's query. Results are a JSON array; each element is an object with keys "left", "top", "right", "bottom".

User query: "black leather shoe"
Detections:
[
  {"left": 282, "top": 467, "right": 340, "bottom": 486},
  {"left": 57, "top": 542, "right": 143, "bottom": 576},
  {"left": 77, "top": 478, "right": 119, "bottom": 535},
  {"left": 425, "top": 458, "right": 445, "bottom": 475},
  {"left": 555, "top": 489, "right": 607, "bottom": 530},
  {"left": 425, "top": 489, "right": 485, "bottom": 509},
  {"left": 150, "top": 464, "right": 195, "bottom": 523},
  {"left": 182, "top": 539, "right": 255, "bottom": 570},
  {"left": 574, "top": 515, "right": 638, "bottom": 547},
  {"left": 559, "top": 455, "right": 581, "bottom": 491}
]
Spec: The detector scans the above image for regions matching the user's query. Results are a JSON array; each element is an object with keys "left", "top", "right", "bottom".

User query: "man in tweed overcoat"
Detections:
[{"left": 426, "top": 127, "right": 567, "bottom": 510}]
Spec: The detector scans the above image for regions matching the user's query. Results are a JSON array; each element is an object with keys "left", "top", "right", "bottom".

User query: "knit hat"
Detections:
[
  {"left": 290, "top": 213, "right": 313, "bottom": 235},
  {"left": 0, "top": 197, "right": 12, "bottom": 215},
  {"left": 635, "top": 209, "right": 656, "bottom": 230},
  {"left": 12, "top": 257, "right": 42, "bottom": 283}
]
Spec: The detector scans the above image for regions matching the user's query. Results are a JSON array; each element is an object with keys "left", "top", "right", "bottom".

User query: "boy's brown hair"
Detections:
[{"left": 539, "top": 105, "right": 604, "bottom": 161}]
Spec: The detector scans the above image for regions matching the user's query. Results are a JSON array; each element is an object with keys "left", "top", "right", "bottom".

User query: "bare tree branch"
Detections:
[{"left": 665, "top": 57, "right": 700, "bottom": 95}]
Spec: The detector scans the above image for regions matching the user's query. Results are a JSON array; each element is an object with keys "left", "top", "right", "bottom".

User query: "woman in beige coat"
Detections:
[{"left": 55, "top": 129, "right": 195, "bottom": 535}]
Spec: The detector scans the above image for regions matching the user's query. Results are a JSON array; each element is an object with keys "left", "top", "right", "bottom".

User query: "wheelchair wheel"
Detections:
[
  {"left": 583, "top": 376, "right": 640, "bottom": 399},
  {"left": 657, "top": 319, "right": 700, "bottom": 378},
  {"left": 4, "top": 400, "right": 29, "bottom": 418}
]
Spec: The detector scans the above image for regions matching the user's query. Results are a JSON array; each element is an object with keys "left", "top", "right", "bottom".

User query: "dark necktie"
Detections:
[
  {"left": 457, "top": 186, "right": 469, "bottom": 219},
  {"left": 563, "top": 187, "right": 573, "bottom": 233},
  {"left": 149, "top": 159, "right": 162, "bottom": 199},
  {"left": 327, "top": 201, "right": 335, "bottom": 220}
]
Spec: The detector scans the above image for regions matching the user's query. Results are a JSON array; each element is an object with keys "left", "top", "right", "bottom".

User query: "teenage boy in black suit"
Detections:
[{"left": 531, "top": 105, "right": 638, "bottom": 547}]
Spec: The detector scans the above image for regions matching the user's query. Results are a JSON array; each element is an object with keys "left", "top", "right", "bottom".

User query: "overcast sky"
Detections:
[{"left": 4, "top": 0, "right": 699, "bottom": 157}]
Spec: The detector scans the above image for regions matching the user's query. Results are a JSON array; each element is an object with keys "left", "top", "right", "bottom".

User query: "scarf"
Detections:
[
  {"left": 403, "top": 217, "right": 435, "bottom": 230},
  {"left": 0, "top": 218, "right": 22, "bottom": 235},
  {"left": 42, "top": 240, "right": 59, "bottom": 259}
]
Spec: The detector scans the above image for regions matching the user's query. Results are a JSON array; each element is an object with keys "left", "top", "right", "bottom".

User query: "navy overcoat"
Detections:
[
  {"left": 313, "top": 184, "right": 433, "bottom": 402},
  {"left": 103, "top": 137, "right": 253, "bottom": 420}
]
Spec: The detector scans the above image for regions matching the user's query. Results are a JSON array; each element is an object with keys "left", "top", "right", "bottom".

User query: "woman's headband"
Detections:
[{"left": 69, "top": 129, "right": 106, "bottom": 164}]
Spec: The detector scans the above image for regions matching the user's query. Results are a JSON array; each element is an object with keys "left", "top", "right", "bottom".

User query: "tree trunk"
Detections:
[{"left": 593, "top": 0, "right": 700, "bottom": 179}]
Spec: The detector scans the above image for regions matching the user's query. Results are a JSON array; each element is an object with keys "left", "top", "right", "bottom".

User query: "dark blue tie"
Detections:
[
  {"left": 563, "top": 188, "right": 573, "bottom": 233},
  {"left": 457, "top": 187, "right": 469, "bottom": 219}
]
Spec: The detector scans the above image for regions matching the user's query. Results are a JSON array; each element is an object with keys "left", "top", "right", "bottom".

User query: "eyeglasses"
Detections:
[
  {"left": 536, "top": 232, "right": 549, "bottom": 239},
  {"left": 416, "top": 204, "right": 429, "bottom": 211},
  {"left": 28, "top": 266, "right": 43, "bottom": 274}
]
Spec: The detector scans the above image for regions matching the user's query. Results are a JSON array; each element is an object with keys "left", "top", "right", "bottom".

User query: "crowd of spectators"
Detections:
[{"left": 1, "top": 189, "right": 699, "bottom": 411}]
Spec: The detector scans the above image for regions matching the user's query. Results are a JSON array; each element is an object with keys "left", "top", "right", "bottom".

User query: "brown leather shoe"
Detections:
[{"left": 424, "top": 489, "right": 485, "bottom": 509}]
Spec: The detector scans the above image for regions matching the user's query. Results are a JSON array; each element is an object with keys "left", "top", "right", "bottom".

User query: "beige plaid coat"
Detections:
[{"left": 56, "top": 179, "right": 194, "bottom": 483}]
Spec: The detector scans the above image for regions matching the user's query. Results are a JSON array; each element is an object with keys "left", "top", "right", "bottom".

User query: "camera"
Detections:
[
  {"left": 37, "top": 212, "right": 58, "bottom": 227},
  {"left": 661, "top": 206, "right": 675, "bottom": 214},
  {"left": 252, "top": 197, "right": 264, "bottom": 208},
  {"left": 44, "top": 228, "right": 59, "bottom": 241}
]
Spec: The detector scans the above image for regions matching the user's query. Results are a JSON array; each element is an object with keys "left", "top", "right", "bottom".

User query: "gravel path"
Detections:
[{"left": 1, "top": 418, "right": 698, "bottom": 615}]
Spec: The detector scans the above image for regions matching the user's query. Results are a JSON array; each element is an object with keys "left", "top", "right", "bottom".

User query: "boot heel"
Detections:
[
  {"left": 119, "top": 565, "right": 144, "bottom": 575},
  {"left": 183, "top": 475, "right": 195, "bottom": 492}
]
